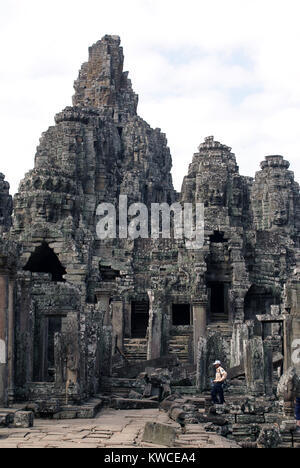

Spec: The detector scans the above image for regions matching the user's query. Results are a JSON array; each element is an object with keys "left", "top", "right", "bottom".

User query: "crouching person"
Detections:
[{"left": 211, "top": 360, "right": 227, "bottom": 405}]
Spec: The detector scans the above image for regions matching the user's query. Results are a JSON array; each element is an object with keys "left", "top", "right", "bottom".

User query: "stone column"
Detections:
[
  {"left": 7, "top": 277, "right": 15, "bottom": 403},
  {"left": 0, "top": 272, "right": 8, "bottom": 406},
  {"left": 192, "top": 301, "right": 207, "bottom": 365},
  {"left": 96, "top": 290, "right": 111, "bottom": 326},
  {"left": 124, "top": 302, "right": 131, "bottom": 338},
  {"left": 196, "top": 336, "right": 207, "bottom": 392},
  {"left": 234, "top": 298, "right": 245, "bottom": 322},
  {"left": 147, "top": 290, "right": 163, "bottom": 360},
  {"left": 230, "top": 321, "right": 249, "bottom": 368},
  {"left": 283, "top": 316, "right": 293, "bottom": 372},
  {"left": 111, "top": 299, "right": 124, "bottom": 354},
  {"left": 244, "top": 336, "right": 265, "bottom": 395},
  {"left": 101, "top": 325, "right": 113, "bottom": 377},
  {"left": 54, "top": 332, "right": 64, "bottom": 386},
  {"left": 62, "top": 312, "right": 81, "bottom": 404},
  {"left": 263, "top": 338, "right": 273, "bottom": 396}
]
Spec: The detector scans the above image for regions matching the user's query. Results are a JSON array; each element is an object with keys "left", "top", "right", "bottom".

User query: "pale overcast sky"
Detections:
[{"left": 1, "top": 0, "right": 300, "bottom": 194}]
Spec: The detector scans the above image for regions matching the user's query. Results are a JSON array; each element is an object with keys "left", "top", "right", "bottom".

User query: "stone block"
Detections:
[
  {"left": 111, "top": 398, "right": 158, "bottom": 410},
  {"left": 13, "top": 411, "right": 34, "bottom": 428},
  {"left": 280, "top": 420, "right": 297, "bottom": 433},
  {"left": 128, "top": 390, "right": 143, "bottom": 400},
  {"left": 264, "top": 413, "right": 281, "bottom": 424},
  {"left": 236, "top": 414, "right": 265, "bottom": 424},
  {"left": 232, "top": 424, "right": 260, "bottom": 442},
  {"left": 0, "top": 413, "right": 10, "bottom": 427},
  {"left": 142, "top": 422, "right": 176, "bottom": 447},
  {"left": 53, "top": 411, "right": 77, "bottom": 420},
  {"left": 257, "top": 424, "right": 281, "bottom": 448}
]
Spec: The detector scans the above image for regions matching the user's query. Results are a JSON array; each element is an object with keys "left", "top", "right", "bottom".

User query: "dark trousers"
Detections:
[
  {"left": 296, "top": 397, "right": 300, "bottom": 421},
  {"left": 211, "top": 382, "right": 225, "bottom": 404}
]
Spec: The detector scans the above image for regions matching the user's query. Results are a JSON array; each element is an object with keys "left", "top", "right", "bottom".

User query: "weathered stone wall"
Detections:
[{"left": 0, "top": 35, "right": 299, "bottom": 409}]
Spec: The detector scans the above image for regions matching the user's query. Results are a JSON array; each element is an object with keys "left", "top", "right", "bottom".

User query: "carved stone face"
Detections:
[
  {"left": 270, "top": 197, "right": 289, "bottom": 227},
  {"left": 209, "top": 188, "right": 225, "bottom": 207},
  {"left": 273, "top": 207, "right": 289, "bottom": 226}
]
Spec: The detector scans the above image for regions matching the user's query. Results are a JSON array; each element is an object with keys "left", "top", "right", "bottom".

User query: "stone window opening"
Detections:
[
  {"left": 209, "top": 230, "right": 227, "bottom": 243},
  {"left": 24, "top": 242, "right": 66, "bottom": 282},
  {"left": 99, "top": 265, "right": 120, "bottom": 281},
  {"left": 172, "top": 304, "right": 191, "bottom": 326},
  {"left": 131, "top": 301, "right": 149, "bottom": 338}
]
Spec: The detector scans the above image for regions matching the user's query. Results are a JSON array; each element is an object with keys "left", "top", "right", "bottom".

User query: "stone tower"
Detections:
[
  {"left": 252, "top": 155, "right": 300, "bottom": 239},
  {"left": 0, "top": 36, "right": 299, "bottom": 415},
  {"left": 0, "top": 173, "right": 13, "bottom": 232}
]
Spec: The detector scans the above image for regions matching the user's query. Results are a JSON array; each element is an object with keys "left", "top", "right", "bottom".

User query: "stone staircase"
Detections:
[
  {"left": 207, "top": 321, "right": 232, "bottom": 337},
  {"left": 101, "top": 377, "right": 144, "bottom": 397},
  {"left": 123, "top": 339, "right": 148, "bottom": 362},
  {"left": 207, "top": 321, "right": 233, "bottom": 349},
  {"left": 168, "top": 334, "right": 190, "bottom": 363}
]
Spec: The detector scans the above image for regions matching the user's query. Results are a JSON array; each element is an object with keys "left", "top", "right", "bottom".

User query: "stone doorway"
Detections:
[
  {"left": 33, "top": 315, "right": 62, "bottom": 383},
  {"left": 131, "top": 301, "right": 149, "bottom": 339},
  {"left": 207, "top": 281, "right": 229, "bottom": 323},
  {"left": 172, "top": 304, "right": 191, "bottom": 326}
]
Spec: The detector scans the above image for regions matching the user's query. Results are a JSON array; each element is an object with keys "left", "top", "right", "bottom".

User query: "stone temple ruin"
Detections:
[{"left": 0, "top": 35, "right": 300, "bottom": 448}]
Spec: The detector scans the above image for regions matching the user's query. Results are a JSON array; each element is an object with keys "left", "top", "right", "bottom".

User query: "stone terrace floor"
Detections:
[{"left": 0, "top": 408, "right": 240, "bottom": 448}]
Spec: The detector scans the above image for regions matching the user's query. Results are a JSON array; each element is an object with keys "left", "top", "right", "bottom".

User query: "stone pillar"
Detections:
[
  {"left": 196, "top": 336, "right": 207, "bottom": 392},
  {"left": 234, "top": 298, "right": 245, "bottom": 324},
  {"left": 244, "top": 336, "right": 265, "bottom": 395},
  {"left": 147, "top": 290, "right": 163, "bottom": 360},
  {"left": 101, "top": 325, "right": 113, "bottom": 377},
  {"left": 7, "top": 278, "right": 15, "bottom": 403},
  {"left": 62, "top": 312, "right": 81, "bottom": 403},
  {"left": 0, "top": 272, "right": 8, "bottom": 406},
  {"left": 263, "top": 338, "right": 273, "bottom": 396},
  {"left": 230, "top": 321, "right": 249, "bottom": 368},
  {"left": 96, "top": 291, "right": 111, "bottom": 326},
  {"left": 54, "top": 332, "right": 64, "bottom": 386},
  {"left": 192, "top": 301, "right": 207, "bottom": 365},
  {"left": 111, "top": 299, "right": 124, "bottom": 354},
  {"left": 124, "top": 302, "right": 131, "bottom": 338}
]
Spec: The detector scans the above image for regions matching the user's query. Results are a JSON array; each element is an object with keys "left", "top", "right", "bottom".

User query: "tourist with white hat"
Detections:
[{"left": 211, "top": 360, "right": 227, "bottom": 404}]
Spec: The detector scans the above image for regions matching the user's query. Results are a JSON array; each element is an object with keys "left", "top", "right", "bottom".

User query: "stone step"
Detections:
[
  {"left": 168, "top": 333, "right": 190, "bottom": 363},
  {"left": 111, "top": 398, "right": 159, "bottom": 410},
  {"left": 124, "top": 338, "right": 147, "bottom": 344},
  {"left": 123, "top": 339, "right": 148, "bottom": 364},
  {"left": 171, "top": 386, "right": 198, "bottom": 395},
  {"left": 169, "top": 337, "right": 190, "bottom": 344},
  {"left": 207, "top": 321, "right": 233, "bottom": 335},
  {"left": 53, "top": 398, "right": 103, "bottom": 420}
]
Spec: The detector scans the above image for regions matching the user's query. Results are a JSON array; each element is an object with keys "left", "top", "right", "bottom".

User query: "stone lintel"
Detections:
[{"left": 256, "top": 314, "right": 287, "bottom": 323}]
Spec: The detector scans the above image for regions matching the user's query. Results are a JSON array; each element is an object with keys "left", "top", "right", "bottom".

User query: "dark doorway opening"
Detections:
[
  {"left": 24, "top": 242, "right": 66, "bottom": 282},
  {"left": 33, "top": 315, "right": 62, "bottom": 383},
  {"left": 209, "top": 231, "right": 227, "bottom": 243},
  {"left": 172, "top": 304, "right": 191, "bottom": 326},
  {"left": 131, "top": 302, "right": 149, "bottom": 338},
  {"left": 208, "top": 282, "right": 228, "bottom": 322},
  {"left": 99, "top": 265, "right": 120, "bottom": 281},
  {"left": 244, "top": 285, "right": 280, "bottom": 320},
  {"left": 244, "top": 285, "right": 280, "bottom": 335}
]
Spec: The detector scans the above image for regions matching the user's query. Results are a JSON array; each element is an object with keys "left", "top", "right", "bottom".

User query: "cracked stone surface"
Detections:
[{"left": 0, "top": 408, "right": 239, "bottom": 448}]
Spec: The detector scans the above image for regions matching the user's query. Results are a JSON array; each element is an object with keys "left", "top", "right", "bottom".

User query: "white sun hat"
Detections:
[{"left": 213, "top": 360, "right": 221, "bottom": 366}]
